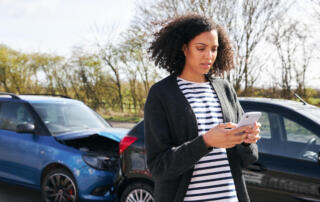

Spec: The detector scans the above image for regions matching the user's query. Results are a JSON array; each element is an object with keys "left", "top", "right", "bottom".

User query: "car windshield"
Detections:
[{"left": 31, "top": 102, "right": 111, "bottom": 135}]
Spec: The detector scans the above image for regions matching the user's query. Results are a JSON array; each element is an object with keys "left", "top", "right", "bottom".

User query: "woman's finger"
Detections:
[
  {"left": 255, "top": 122, "right": 261, "bottom": 128},
  {"left": 248, "top": 129, "right": 260, "bottom": 136},
  {"left": 229, "top": 135, "right": 247, "bottom": 144},
  {"left": 217, "top": 122, "right": 237, "bottom": 129},
  {"left": 244, "top": 134, "right": 261, "bottom": 143},
  {"left": 230, "top": 125, "right": 252, "bottom": 135}
]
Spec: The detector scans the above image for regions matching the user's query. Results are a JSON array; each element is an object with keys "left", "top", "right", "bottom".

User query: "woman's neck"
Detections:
[{"left": 179, "top": 71, "right": 207, "bottom": 83}]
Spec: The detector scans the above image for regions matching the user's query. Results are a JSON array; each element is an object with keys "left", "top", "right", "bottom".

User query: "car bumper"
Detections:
[
  {"left": 74, "top": 165, "right": 119, "bottom": 201},
  {"left": 80, "top": 194, "right": 116, "bottom": 202}
]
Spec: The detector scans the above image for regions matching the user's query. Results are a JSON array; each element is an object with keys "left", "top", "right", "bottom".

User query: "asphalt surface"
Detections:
[
  {"left": 0, "top": 121, "right": 136, "bottom": 202},
  {"left": 109, "top": 121, "right": 136, "bottom": 129},
  {"left": 0, "top": 181, "right": 42, "bottom": 202}
]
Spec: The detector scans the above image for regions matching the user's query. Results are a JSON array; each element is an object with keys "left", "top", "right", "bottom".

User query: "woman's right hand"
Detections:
[{"left": 202, "top": 122, "right": 256, "bottom": 148}]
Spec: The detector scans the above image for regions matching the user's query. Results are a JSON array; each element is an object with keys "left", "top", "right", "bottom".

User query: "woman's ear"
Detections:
[{"left": 182, "top": 44, "right": 187, "bottom": 56}]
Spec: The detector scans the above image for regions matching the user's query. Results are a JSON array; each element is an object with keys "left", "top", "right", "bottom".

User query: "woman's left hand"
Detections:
[{"left": 243, "top": 122, "right": 261, "bottom": 144}]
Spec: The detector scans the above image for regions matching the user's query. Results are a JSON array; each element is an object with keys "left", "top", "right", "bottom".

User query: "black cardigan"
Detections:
[{"left": 144, "top": 74, "right": 258, "bottom": 202}]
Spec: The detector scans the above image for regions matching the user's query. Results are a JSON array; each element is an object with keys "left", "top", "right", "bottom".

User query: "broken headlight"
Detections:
[{"left": 82, "top": 153, "right": 118, "bottom": 170}]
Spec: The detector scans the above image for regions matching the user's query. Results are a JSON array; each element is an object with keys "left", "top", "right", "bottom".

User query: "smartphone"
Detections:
[{"left": 237, "top": 112, "right": 261, "bottom": 128}]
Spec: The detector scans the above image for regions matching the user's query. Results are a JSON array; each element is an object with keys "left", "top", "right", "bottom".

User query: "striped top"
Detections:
[{"left": 177, "top": 77, "right": 238, "bottom": 202}]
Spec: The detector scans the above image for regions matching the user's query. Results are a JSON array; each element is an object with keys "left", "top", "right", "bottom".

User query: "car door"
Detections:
[
  {"left": 0, "top": 101, "right": 41, "bottom": 186},
  {"left": 243, "top": 107, "right": 320, "bottom": 202}
]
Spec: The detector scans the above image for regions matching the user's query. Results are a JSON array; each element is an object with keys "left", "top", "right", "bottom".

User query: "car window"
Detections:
[
  {"left": 32, "top": 102, "right": 110, "bottom": 135},
  {"left": 259, "top": 112, "right": 271, "bottom": 139},
  {"left": 253, "top": 111, "right": 274, "bottom": 155},
  {"left": 0, "top": 102, "right": 34, "bottom": 131},
  {"left": 284, "top": 118, "right": 320, "bottom": 145},
  {"left": 283, "top": 117, "right": 320, "bottom": 162}
]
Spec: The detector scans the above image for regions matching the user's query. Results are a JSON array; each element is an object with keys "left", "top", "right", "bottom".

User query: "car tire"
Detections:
[
  {"left": 41, "top": 168, "right": 79, "bottom": 202},
  {"left": 120, "top": 182, "right": 154, "bottom": 202}
]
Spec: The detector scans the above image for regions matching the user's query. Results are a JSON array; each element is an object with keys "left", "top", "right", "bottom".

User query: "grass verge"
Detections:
[{"left": 102, "top": 112, "right": 143, "bottom": 123}]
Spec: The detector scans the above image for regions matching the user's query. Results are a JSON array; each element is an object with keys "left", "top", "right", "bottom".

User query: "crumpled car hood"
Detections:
[{"left": 55, "top": 128, "right": 128, "bottom": 142}]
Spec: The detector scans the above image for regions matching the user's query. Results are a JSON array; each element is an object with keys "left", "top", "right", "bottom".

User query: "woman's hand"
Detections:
[
  {"left": 243, "top": 122, "right": 261, "bottom": 144},
  {"left": 202, "top": 122, "right": 261, "bottom": 148}
]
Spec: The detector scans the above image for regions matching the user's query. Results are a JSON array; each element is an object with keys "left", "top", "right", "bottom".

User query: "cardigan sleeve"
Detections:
[
  {"left": 144, "top": 85, "right": 212, "bottom": 181},
  {"left": 228, "top": 82, "right": 259, "bottom": 168}
]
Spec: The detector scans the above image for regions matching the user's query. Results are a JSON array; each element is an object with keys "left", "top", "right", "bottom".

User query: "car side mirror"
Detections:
[{"left": 16, "top": 123, "right": 35, "bottom": 133}]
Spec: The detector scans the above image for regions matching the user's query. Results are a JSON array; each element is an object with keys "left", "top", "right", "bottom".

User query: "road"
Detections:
[
  {"left": 109, "top": 121, "right": 136, "bottom": 129},
  {"left": 0, "top": 181, "right": 42, "bottom": 202},
  {"left": 0, "top": 121, "right": 135, "bottom": 202}
]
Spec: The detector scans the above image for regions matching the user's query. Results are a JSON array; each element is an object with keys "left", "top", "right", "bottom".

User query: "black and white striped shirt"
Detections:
[{"left": 177, "top": 77, "right": 238, "bottom": 202}]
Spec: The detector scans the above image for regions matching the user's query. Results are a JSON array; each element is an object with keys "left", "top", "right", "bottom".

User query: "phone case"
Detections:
[{"left": 237, "top": 112, "right": 261, "bottom": 127}]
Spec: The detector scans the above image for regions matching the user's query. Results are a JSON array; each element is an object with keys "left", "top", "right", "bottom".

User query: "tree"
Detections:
[
  {"left": 119, "top": 26, "right": 162, "bottom": 102},
  {"left": 268, "top": 19, "right": 314, "bottom": 99},
  {"left": 97, "top": 43, "right": 125, "bottom": 112},
  {"left": 310, "top": 0, "right": 320, "bottom": 84},
  {"left": 294, "top": 34, "right": 315, "bottom": 98},
  {"left": 30, "top": 53, "right": 65, "bottom": 95},
  {"left": 311, "top": 0, "right": 320, "bottom": 22},
  {"left": 0, "top": 45, "right": 14, "bottom": 92},
  {"left": 130, "top": 0, "right": 292, "bottom": 94},
  {"left": 0, "top": 45, "right": 43, "bottom": 94},
  {"left": 67, "top": 49, "right": 102, "bottom": 109}
]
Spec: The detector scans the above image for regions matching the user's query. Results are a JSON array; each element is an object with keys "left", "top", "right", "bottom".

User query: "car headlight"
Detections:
[{"left": 82, "top": 154, "right": 118, "bottom": 170}]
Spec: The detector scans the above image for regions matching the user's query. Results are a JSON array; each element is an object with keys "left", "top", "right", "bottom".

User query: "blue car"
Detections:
[{"left": 0, "top": 93, "right": 128, "bottom": 202}]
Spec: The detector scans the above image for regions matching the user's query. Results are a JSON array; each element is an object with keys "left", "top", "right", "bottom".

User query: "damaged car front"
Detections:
[
  {"left": 30, "top": 98, "right": 129, "bottom": 202},
  {"left": 53, "top": 128, "right": 127, "bottom": 201},
  {"left": 0, "top": 95, "right": 128, "bottom": 202}
]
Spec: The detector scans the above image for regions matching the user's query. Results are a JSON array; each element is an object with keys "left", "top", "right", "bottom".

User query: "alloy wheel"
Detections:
[
  {"left": 126, "top": 188, "right": 154, "bottom": 202},
  {"left": 43, "top": 172, "right": 77, "bottom": 202}
]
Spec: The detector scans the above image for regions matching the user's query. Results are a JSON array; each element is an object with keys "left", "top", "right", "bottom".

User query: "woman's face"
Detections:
[{"left": 182, "top": 30, "right": 219, "bottom": 79}]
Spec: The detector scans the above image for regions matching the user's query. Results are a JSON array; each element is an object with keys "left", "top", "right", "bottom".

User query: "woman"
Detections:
[{"left": 144, "top": 14, "right": 260, "bottom": 202}]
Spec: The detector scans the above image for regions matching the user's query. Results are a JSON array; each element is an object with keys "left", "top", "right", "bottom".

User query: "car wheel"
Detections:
[
  {"left": 41, "top": 168, "right": 78, "bottom": 202},
  {"left": 120, "top": 182, "right": 154, "bottom": 202}
]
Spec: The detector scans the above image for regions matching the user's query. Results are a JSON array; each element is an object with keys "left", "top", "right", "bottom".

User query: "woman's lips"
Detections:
[{"left": 200, "top": 63, "right": 212, "bottom": 68}]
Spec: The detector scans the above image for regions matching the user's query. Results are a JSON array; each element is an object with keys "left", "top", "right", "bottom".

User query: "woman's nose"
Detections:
[{"left": 204, "top": 50, "right": 214, "bottom": 59}]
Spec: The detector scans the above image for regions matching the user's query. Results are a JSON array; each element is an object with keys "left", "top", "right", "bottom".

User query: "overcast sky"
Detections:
[{"left": 0, "top": 0, "right": 135, "bottom": 55}]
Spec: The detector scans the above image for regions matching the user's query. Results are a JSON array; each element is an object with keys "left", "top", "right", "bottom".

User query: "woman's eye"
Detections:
[{"left": 197, "top": 48, "right": 205, "bottom": 51}]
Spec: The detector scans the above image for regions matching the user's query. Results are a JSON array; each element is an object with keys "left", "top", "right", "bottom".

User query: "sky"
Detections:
[
  {"left": 0, "top": 0, "right": 319, "bottom": 89},
  {"left": 0, "top": 0, "right": 136, "bottom": 55}
]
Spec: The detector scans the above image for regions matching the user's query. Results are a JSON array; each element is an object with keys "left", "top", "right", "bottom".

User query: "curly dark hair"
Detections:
[{"left": 149, "top": 14, "right": 234, "bottom": 77}]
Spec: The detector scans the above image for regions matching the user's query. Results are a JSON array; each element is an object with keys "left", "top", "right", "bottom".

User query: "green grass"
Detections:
[
  {"left": 308, "top": 98, "right": 320, "bottom": 106},
  {"left": 103, "top": 114, "right": 143, "bottom": 123}
]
